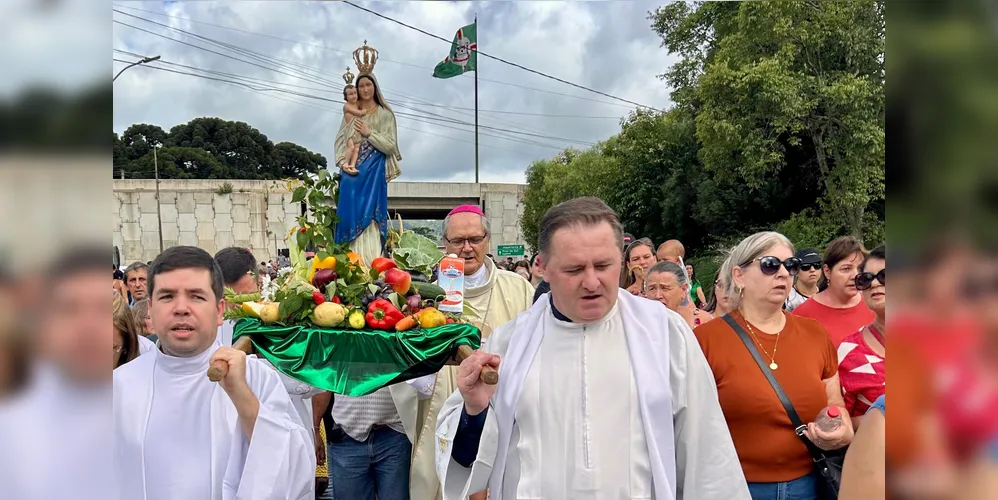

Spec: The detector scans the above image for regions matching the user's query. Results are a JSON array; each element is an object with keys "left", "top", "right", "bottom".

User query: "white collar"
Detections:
[{"left": 465, "top": 262, "right": 489, "bottom": 288}]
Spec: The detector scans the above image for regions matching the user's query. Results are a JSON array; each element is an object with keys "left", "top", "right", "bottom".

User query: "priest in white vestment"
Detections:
[
  {"left": 113, "top": 246, "right": 314, "bottom": 500},
  {"left": 0, "top": 250, "right": 113, "bottom": 500},
  {"left": 410, "top": 204, "right": 535, "bottom": 500},
  {"left": 434, "top": 197, "right": 751, "bottom": 500}
]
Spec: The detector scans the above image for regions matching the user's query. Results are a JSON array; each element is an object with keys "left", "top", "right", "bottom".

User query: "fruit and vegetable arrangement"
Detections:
[
  {"left": 224, "top": 232, "right": 473, "bottom": 332},
  {"left": 212, "top": 173, "right": 486, "bottom": 397}
]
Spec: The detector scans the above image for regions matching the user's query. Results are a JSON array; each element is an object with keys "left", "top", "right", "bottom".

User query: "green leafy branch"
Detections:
[{"left": 290, "top": 169, "right": 350, "bottom": 260}]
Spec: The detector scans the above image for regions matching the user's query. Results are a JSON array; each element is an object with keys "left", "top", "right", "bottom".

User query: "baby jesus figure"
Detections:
[{"left": 340, "top": 85, "right": 366, "bottom": 175}]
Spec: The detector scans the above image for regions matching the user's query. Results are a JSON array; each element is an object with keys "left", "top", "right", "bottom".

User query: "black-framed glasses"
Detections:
[
  {"left": 444, "top": 234, "right": 488, "bottom": 247},
  {"left": 746, "top": 256, "right": 802, "bottom": 276},
  {"left": 855, "top": 269, "right": 886, "bottom": 290},
  {"left": 800, "top": 263, "right": 821, "bottom": 272}
]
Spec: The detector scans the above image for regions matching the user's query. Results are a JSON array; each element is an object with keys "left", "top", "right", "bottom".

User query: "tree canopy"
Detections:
[
  {"left": 520, "top": 0, "right": 885, "bottom": 257},
  {"left": 113, "top": 117, "right": 326, "bottom": 180}
]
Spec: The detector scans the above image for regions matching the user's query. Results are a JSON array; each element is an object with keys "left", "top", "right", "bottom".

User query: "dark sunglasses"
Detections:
[
  {"left": 799, "top": 263, "right": 821, "bottom": 271},
  {"left": 747, "top": 256, "right": 801, "bottom": 276},
  {"left": 855, "top": 269, "right": 886, "bottom": 290}
]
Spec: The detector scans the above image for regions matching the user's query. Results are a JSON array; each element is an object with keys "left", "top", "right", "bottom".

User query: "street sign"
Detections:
[{"left": 497, "top": 244, "right": 525, "bottom": 257}]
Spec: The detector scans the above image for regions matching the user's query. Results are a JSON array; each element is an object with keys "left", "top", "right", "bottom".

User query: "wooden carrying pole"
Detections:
[
  {"left": 207, "top": 336, "right": 254, "bottom": 381},
  {"left": 206, "top": 336, "right": 498, "bottom": 385}
]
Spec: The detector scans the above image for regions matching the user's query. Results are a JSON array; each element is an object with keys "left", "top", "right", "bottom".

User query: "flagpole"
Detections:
[{"left": 474, "top": 14, "right": 480, "bottom": 184}]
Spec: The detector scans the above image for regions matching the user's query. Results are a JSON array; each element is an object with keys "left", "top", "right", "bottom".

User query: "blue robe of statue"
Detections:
[{"left": 334, "top": 141, "right": 388, "bottom": 246}]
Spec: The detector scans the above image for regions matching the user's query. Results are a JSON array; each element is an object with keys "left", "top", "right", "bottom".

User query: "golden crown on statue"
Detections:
[
  {"left": 342, "top": 67, "right": 355, "bottom": 85},
  {"left": 353, "top": 40, "right": 378, "bottom": 75}
]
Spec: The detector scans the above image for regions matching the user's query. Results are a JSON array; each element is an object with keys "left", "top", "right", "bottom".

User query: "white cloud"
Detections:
[{"left": 112, "top": 0, "right": 677, "bottom": 183}]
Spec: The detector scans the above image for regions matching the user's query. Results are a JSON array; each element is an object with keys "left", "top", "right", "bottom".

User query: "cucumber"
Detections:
[{"left": 410, "top": 282, "right": 446, "bottom": 301}]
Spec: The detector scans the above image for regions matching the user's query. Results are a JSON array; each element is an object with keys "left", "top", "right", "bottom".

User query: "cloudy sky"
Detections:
[{"left": 112, "top": 0, "right": 678, "bottom": 183}]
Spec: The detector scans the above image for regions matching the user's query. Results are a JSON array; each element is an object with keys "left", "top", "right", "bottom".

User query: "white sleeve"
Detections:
[
  {"left": 434, "top": 390, "right": 499, "bottom": 500},
  {"left": 405, "top": 374, "right": 437, "bottom": 400},
  {"left": 669, "top": 314, "right": 751, "bottom": 500},
  {"left": 222, "top": 362, "right": 315, "bottom": 500}
]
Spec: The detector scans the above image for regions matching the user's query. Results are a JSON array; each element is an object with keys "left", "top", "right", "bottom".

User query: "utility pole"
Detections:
[
  {"left": 113, "top": 55, "right": 161, "bottom": 82},
  {"left": 154, "top": 144, "right": 164, "bottom": 255},
  {"left": 473, "top": 14, "right": 479, "bottom": 184}
]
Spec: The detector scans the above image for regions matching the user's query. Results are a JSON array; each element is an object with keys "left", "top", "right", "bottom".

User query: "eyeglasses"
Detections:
[
  {"left": 444, "top": 234, "right": 487, "bottom": 247},
  {"left": 746, "top": 256, "right": 802, "bottom": 276},
  {"left": 855, "top": 269, "right": 886, "bottom": 290},
  {"left": 799, "top": 263, "right": 821, "bottom": 272}
]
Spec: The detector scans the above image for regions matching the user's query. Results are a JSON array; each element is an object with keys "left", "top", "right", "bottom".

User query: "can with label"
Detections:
[{"left": 437, "top": 254, "right": 465, "bottom": 313}]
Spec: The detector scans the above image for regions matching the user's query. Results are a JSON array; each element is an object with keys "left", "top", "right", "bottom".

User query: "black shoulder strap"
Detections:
[{"left": 722, "top": 314, "right": 810, "bottom": 437}]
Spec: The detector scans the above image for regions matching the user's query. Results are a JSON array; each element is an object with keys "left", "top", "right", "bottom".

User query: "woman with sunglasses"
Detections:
[
  {"left": 785, "top": 248, "right": 822, "bottom": 312},
  {"left": 794, "top": 236, "right": 876, "bottom": 345},
  {"left": 696, "top": 231, "right": 852, "bottom": 500},
  {"left": 836, "top": 246, "right": 886, "bottom": 429}
]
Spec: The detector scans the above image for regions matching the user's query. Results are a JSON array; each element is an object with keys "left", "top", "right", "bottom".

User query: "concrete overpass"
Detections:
[
  {"left": 112, "top": 180, "right": 528, "bottom": 263},
  {"left": 386, "top": 182, "right": 485, "bottom": 220}
]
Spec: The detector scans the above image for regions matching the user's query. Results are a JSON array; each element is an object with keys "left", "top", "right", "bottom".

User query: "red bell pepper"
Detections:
[
  {"left": 366, "top": 298, "right": 404, "bottom": 330},
  {"left": 371, "top": 256, "right": 397, "bottom": 274}
]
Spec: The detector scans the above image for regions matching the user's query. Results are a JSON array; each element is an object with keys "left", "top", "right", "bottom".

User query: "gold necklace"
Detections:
[{"left": 745, "top": 321, "right": 781, "bottom": 370}]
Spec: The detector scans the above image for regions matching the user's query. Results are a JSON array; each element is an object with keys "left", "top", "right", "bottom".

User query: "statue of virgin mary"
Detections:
[{"left": 333, "top": 66, "right": 401, "bottom": 265}]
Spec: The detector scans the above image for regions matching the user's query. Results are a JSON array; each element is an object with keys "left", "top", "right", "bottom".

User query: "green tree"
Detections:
[
  {"left": 272, "top": 141, "right": 327, "bottom": 178},
  {"left": 650, "top": 0, "right": 885, "bottom": 238},
  {"left": 167, "top": 117, "right": 276, "bottom": 178},
  {"left": 519, "top": 148, "right": 620, "bottom": 253},
  {"left": 113, "top": 117, "right": 326, "bottom": 180},
  {"left": 127, "top": 146, "right": 230, "bottom": 180}
]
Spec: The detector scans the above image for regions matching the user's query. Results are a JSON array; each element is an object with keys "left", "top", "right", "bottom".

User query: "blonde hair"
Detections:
[
  {"left": 113, "top": 291, "right": 140, "bottom": 368},
  {"left": 657, "top": 239, "right": 685, "bottom": 259},
  {"left": 722, "top": 231, "right": 795, "bottom": 310}
]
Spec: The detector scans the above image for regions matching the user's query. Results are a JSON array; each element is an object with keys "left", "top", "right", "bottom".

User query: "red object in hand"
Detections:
[
  {"left": 312, "top": 291, "right": 326, "bottom": 305},
  {"left": 371, "top": 257, "right": 397, "bottom": 274},
  {"left": 815, "top": 406, "right": 842, "bottom": 433},
  {"left": 366, "top": 298, "right": 404, "bottom": 330}
]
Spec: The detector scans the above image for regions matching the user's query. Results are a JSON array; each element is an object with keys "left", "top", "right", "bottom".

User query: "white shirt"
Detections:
[
  {"left": 144, "top": 346, "right": 215, "bottom": 500},
  {"left": 511, "top": 305, "right": 652, "bottom": 499},
  {"left": 465, "top": 264, "right": 489, "bottom": 288},
  {"left": 784, "top": 286, "right": 812, "bottom": 312},
  {"left": 137, "top": 335, "right": 156, "bottom": 355}
]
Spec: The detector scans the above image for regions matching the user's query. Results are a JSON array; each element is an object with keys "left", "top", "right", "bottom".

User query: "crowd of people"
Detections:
[{"left": 97, "top": 195, "right": 998, "bottom": 500}]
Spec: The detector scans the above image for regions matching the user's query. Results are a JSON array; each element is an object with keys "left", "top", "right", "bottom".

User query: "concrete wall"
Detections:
[{"left": 112, "top": 180, "right": 528, "bottom": 264}]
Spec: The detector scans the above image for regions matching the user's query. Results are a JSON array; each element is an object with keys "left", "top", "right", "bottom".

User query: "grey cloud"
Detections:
[{"left": 112, "top": 1, "right": 675, "bottom": 184}]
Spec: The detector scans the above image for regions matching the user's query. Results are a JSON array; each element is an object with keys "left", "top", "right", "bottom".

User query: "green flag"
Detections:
[{"left": 432, "top": 23, "right": 477, "bottom": 79}]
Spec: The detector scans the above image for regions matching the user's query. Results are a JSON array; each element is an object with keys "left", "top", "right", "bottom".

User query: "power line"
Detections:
[
  {"left": 112, "top": 11, "right": 590, "bottom": 142},
  {"left": 112, "top": 57, "right": 574, "bottom": 151},
  {"left": 111, "top": 2, "right": 635, "bottom": 109},
  {"left": 111, "top": 11, "right": 622, "bottom": 121},
  {"left": 341, "top": 0, "right": 662, "bottom": 111}
]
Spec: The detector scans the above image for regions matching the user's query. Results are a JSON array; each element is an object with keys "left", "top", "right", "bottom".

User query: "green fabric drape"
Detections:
[{"left": 233, "top": 319, "right": 481, "bottom": 397}]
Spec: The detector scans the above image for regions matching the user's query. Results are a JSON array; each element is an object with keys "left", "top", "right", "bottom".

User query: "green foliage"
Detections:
[
  {"left": 113, "top": 117, "right": 326, "bottom": 180},
  {"left": 652, "top": 0, "right": 885, "bottom": 238},
  {"left": 519, "top": 1, "right": 884, "bottom": 257},
  {"left": 293, "top": 169, "right": 345, "bottom": 257},
  {"left": 774, "top": 209, "right": 844, "bottom": 251},
  {"left": 519, "top": 148, "right": 620, "bottom": 253},
  {"left": 392, "top": 232, "right": 445, "bottom": 277}
]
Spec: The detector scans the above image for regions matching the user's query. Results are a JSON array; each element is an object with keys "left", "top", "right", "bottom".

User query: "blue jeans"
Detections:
[
  {"left": 747, "top": 472, "right": 819, "bottom": 500},
  {"left": 326, "top": 426, "right": 411, "bottom": 500}
]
